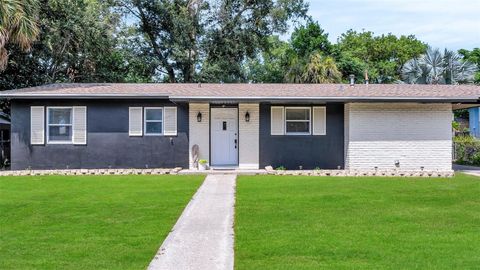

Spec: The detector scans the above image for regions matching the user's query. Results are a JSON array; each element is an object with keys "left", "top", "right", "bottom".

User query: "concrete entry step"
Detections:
[{"left": 147, "top": 174, "right": 236, "bottom": 270}]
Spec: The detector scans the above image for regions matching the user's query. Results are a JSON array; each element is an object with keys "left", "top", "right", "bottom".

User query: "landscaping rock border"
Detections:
[
  {"left": 0, "top": 167, "right": 183, "bottom": 177},
  {"left": 266, "top": 168, "right": 455, "bottom": 178},
  {"left": 0, "top": 167, "right": 454, "bottom": 177}
]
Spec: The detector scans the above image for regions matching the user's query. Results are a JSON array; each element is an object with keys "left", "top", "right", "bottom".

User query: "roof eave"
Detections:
[
  {"left": 169, "top": 96, "right": 480, "bottom": 103},
  {"left": 1, "top": 94, "right": 478, "bottom": 103},
  {"left": 0, "top": 94, "right": 170, "bottom": 99}
]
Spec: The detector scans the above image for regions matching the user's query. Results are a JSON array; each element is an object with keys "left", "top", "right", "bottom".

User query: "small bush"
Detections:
[
  {"left": 275, "top": 166, "right": 286, "bottom": 171},
  {"left": 198, "top": 159, "right": 208, "bottom": 165},
  {"left": 454, "top": 136, "right": 480, "bottom": 165}
]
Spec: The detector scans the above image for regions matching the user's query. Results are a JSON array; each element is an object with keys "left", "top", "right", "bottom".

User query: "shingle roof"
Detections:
[{"left": 1, "top": 83, "right": 480, "bottom": 102}]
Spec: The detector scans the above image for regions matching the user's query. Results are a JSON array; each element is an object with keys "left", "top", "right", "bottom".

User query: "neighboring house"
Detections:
[
  {"left": 1, "top": 83, "right": 479, "bottom": 172},
  {"left": 469, "top": 107, "right": 480, "bottom": 137}
]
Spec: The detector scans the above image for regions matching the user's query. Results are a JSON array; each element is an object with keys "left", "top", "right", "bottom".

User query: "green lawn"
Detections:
[
  {"left": 0, "top": 174, "right": 203, "bottom": 270},
  {"left": 235, "top": 174, "right": 480, "bottom": 270}
]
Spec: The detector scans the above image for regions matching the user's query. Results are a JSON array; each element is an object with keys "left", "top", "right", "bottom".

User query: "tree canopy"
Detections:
[{"left": 0, "top": 0, "right": 478, "bottom": 91}]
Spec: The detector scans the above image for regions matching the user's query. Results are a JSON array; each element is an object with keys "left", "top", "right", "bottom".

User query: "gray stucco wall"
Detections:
[
  {"left": 259, "top": 103, "right": 344, "bottom": 170},
  {"left": 11, "top": 99, "right": 189, "bottom": 170}
]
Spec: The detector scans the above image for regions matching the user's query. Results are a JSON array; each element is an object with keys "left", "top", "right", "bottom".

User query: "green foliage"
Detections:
[
  {"left": 300, "top": 53, "right": 341, "bottom": 83},
  {"left": 454, "top": 136, "right": 480, "bottom": 165},
  {"left": 115, "top": 0, "right": 308, "bottom": 83},
  {"left": 0, "top": 0, "right": 151, "bottom": 90},
  {"left": 452, "top": 121, "right": 460, "bottom": 131},
  {"left": 246, "top": 36, "right": 290, "bottom": 83},
  {"left": 275, "top": 166, "right": 286, "bottom": 170},
  {"left": 402, "top": 47, "right": 478, "bottom": 84},
  {"left": 335, "top": 30, "right": 427, "bottom": 83},
  {"left": 290, "top": 20, "right": 332, "bottom": 58},
  {"left": 454, "top": 109, "right": 469, "bottom": 119},
  {"left": 459, "top": 48, "right": 480, "bottom": 84},
  {"left": 0, "top": 0, "right": 40, "bottom": 70},
  {"left": 249, "top": 21, "right": 342, "bottom": 84},
  {"left": 198, "top": 159, "right": 208, "bottom": 165},
  {"left": 0, "top": 0, "right": 477, "bottom": 91}
]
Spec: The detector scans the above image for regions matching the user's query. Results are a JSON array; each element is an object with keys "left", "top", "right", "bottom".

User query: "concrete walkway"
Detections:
[
  {"left": 147, "top": 174, "right": 236, "bottom": 270},
  {"left": 453, "top": 164, "right": 480, "bottom": 177}
]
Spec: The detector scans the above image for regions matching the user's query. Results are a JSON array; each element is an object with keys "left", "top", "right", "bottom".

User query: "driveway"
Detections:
[{"left": 453, "top": 164, "right": 480, "bottom": 177}]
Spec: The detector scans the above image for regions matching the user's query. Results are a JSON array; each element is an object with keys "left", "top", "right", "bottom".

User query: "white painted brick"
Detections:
[
  {"left": 189, "top": 103, "right": 210, "bottom": 169},
  {"left": 345, "top": 103, "right": 453, "bottom": 171},
  {"left": 239, "top": 103, "right": 260, "bottom": 169}
]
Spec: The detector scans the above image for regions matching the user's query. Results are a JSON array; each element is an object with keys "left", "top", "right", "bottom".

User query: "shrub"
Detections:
[
  {"left": 198, "top": 159, "right": 208, "bottom": 165},
  {"left": 275, "top": 166, "right": 286, "bottom": 171},
  {"left": 454, "top": 136, "right": 480, "bottom": 165}
]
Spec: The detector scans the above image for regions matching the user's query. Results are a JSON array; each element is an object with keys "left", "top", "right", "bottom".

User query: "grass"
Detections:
[
  {"left": 0, "top": 174, "right": 203, "bottom": 270},
  {"left": 235, "top": 173, "right": 480, "bottom": 269}
]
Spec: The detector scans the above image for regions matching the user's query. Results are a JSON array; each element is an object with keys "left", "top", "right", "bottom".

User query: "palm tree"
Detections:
[
  {"left": 0, "top": 0, "right": 39, "bottom": 71},
  {"left": 302, "top": 53, "right": 342, "bottom": 83},
  {"left": 401, "top": 47, "right": 477, "bottom": 84},
  {"left": 284, "top": 56, "right": 304, "bottom": 83}
]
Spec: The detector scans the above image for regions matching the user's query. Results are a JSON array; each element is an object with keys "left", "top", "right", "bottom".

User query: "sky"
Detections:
[{"left": 303, "top": 0, "right": 480, "bottom": 50}]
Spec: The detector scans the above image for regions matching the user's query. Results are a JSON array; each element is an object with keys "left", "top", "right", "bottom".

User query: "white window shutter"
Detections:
[
  {"left": 73, "top": 106, "right": 87, "bottom": 144},
  {"left": 30, "top": 106, "right": 45, "bottom": 145},
  {"left": 313, "top": 106, "right": 326, "bottom": 135},
  {"left": 164, "top": 107, "right": 177, "bottom": 136},
  {"left": 271, "top": 106, "right": 284, "bottom": 135},
  {"left": 129, "top": 107, "right": 143, "bottom": 136}
]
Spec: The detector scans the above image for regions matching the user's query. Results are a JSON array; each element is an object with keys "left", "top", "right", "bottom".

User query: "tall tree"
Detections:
[
  {"left": 0, "top": 0, "right": 39, "bottom": 70},
  {"left": 116, "top": 0, "right": 308, "bottom": 83},
  {"left": 290, "top": 20, "right": 331, "bottom": 58},
  {"left": 334, "top": 30, "right": 427, "bottom": 83},
  {"left": 248, "top": 21, "right": 339, "bottom": 84},
  {"left": 459, "top": 48, "right": 480, "bottom": 84},
  {"left": 401, "top": 47, "right": 477, "bottom": 84},
  {"left": 246, "top": 36, "right": 290, "bottom": 83},
  {"left": 301, "top": 53, "right": 341, "bottom": 83},
  {"left": 0, "top": 0, "right": 148, "bottom": 90}
]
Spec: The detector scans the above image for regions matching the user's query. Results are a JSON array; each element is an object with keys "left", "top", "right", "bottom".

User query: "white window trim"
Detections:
[
  {"left": 284, "top": 107, "right": 311, "bottom": 135},
  {"left": 144, "top": 107, "right": 164, "bottom": 136},
  {"left": 46, "top": 106, "right": 74, "bottom": 144}
]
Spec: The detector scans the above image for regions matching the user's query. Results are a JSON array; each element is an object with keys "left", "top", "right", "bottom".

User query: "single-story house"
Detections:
[{"left": 1, "top": 83, "right": 479, "bottom": 172}]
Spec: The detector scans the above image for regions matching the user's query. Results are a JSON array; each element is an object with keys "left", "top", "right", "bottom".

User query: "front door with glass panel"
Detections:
[{"left": 211, "top": 108, "right": 238, "bottom": 166}]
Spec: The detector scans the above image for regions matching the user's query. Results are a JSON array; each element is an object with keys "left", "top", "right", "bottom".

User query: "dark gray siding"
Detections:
[
  {"left": 259, "top": 103, "right": 344, "bottom": 170},
  {"left": 11, "top": 99, "right": 189, "bottom": 170}
]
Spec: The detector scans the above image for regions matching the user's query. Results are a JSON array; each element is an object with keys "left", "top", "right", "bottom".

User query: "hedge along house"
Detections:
[{"left": 2, "top": 83, "right": 479, "bottom": 172}]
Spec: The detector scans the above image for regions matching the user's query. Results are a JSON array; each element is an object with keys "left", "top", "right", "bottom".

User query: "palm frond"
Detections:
[
  {"left": 401, "top": 46, "right": 477, "bottom": 84},
  {"left": 0, "top": 0, "right": 39, "bottom": 70}
]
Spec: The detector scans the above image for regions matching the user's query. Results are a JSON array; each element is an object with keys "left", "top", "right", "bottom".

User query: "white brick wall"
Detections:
[
  {"left": 189, "top": 103, "right": 210, "bottom": 169},
  {"left": 239, "top": 103, "right": 260, "bottom": 169},
  {"left": 345, "top": 103, "right": 453, "bottom": 171}
]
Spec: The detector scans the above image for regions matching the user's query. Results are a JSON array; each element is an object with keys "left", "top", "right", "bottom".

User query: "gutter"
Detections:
[
  {"left": 0, "top": 94, "right": 478, "bottom": 103},
  {"left": 0, "top": 94, "right": 170, "bottom": 99},
  {"left": 169, "top": 96, "right": 480, "bottom": 103}
]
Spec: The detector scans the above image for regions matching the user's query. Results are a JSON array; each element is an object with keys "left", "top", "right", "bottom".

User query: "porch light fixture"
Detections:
[
  {"left": 245, "top": 111, "right": 250, "bottom": 122},
  {"left": 197, "top": 112, "right": 202, "bottom": 122}
]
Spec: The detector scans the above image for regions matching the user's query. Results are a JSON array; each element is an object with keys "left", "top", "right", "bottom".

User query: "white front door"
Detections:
[{"left": 211, "top": 108, "right": 238, "bottom": 166}]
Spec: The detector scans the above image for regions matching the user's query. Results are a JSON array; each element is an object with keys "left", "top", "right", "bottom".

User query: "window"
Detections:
[
  {"left": 285, "top": 107, "right": 311, "bottom": 135},
  {"left": 47, "top": 107, "right": 73, "bottom": 143},
  {"left": 144, "top": 107, "right": 163, "bottom": 135}
]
